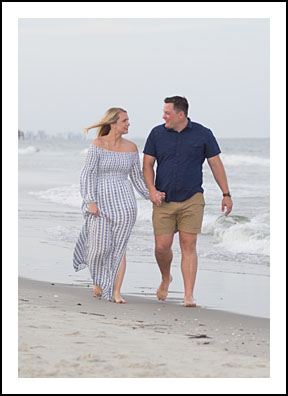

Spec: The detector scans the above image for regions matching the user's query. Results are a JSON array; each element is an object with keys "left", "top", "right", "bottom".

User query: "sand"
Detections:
[{"left": 17, "top": 277, "right": 270, "bottom": 379}]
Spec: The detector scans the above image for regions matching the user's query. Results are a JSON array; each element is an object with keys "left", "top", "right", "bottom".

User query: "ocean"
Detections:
[{"left": 18, "top": 137, "right": 270, "bottom": 318}]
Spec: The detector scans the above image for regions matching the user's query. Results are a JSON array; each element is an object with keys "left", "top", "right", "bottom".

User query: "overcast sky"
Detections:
[{"left": 18, "top": 18, "right": 270, "bottom": 139}]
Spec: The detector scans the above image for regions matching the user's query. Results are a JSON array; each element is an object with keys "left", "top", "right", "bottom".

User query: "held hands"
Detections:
[
  {"left": 150, "top": 189, "right": 166, "bottom": 206},
  {"left": 222, "top": 197, "right": 233, "bottom": 216},
  {"left": 88, "top": 191, "right": 166, "bottom": 214},
  {"left": 88, "top": 202, "right": 101, "bottom": 216}
]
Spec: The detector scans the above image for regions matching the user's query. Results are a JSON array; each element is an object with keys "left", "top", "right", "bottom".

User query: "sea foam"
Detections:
[
  {"left": 29, "top": 185, "right": 81, "bottom": 208},
  {"left": 220, "top": 154, "right": 269, "bottom": 167},
  {"left": 29, "top": 184, "right": 153, "bottom": 220},
  {"left": 203, "top": 213, "right": 270, "bottom": 256},
  {"left": 30, "top": 184, "right": 270, "bottom": 259},
  {"left": 18, "top": 146, "right": 40, "bottom": 155}
]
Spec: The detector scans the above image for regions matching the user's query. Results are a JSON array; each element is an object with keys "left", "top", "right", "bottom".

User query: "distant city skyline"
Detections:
[
  {"left": 18, "top": 18, "right": 270, "bottom": 139},
  {"left": 18, "top": 128, "right": 270, "bottom": 142},
  {"left": 18, "top": 129, "right": 88, "bottom": 141}
]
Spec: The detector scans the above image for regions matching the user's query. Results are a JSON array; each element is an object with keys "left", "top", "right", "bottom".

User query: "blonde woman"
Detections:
[{"left": 73, "top": 108, "right": 165, "bottom": 303}]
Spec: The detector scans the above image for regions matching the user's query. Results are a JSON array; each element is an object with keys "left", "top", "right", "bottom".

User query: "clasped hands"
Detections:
[
  {"left": 150, "top": 189, "right": 165, "bottom": 207},
  {"left": 87, "top": 189, "right": 165, "bottom": 217},
  {"left": 88, "top": 189, "right": 165, "bottom": 216}
]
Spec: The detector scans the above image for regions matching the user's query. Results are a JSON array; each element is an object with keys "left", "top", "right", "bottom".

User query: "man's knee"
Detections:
[
  {"left": 155, "top": 233, "right": 174, "bottom": 256},
  {"left": 155, "top": 244, "right": 171, "bottom": 256},
  {"left": 179, "top": 233, "right": 197, "bottom": 252}
]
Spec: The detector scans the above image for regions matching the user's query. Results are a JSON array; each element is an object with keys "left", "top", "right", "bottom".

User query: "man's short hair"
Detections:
[{"left": 164, "top": 96, "right": 189, "bottom": 117}]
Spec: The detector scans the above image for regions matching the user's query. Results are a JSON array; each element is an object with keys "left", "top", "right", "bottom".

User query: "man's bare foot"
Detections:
[
  {"left": 113, "top": 294, "right": 127, "bottom": 304},
  {"left": 184, "top": 296, "right": 197, "bottom": 307},
  {"left": 93, "top": 285, "right": 102, "bottom": 297},
  {"left": 156, "top": 275, "right": 173, "bottom": 300}
]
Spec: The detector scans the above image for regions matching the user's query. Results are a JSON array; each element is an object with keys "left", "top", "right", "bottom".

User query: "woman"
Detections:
[{"left": 73, "top": 108, "right": 164, "bottom": 303}]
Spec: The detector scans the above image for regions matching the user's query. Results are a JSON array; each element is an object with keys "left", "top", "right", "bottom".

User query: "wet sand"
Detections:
[{"left": 18, "top": 277, "right": 269, "bottom": 378}]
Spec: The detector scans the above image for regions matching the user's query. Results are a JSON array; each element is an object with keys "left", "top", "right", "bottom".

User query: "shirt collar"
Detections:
[
  {"left": 186, "top": 117, "right": 193, "bottom": 129},
  {"left": 164, "top": 117, "right": 192, "bottom": 133}
]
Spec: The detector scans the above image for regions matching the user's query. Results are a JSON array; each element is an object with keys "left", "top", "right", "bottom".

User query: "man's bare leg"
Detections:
[
  {"left": 113, "top": 253, "right": 127, "bottom": 303},
  {"left": 179, "top": 231, "right": 198, "bottom": 307},
  {"left": 155, "top": 232, "right": 174, "bottom": 300}
]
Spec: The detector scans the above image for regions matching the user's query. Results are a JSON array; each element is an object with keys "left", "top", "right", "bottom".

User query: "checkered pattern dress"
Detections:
[{"left": 73, "top": 145, "right": 149, "bottom": 300}]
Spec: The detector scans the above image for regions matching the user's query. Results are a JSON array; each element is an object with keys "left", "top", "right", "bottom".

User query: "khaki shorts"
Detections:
[{"left": 152, "top": 192, "right": 205, "bottom": 235}]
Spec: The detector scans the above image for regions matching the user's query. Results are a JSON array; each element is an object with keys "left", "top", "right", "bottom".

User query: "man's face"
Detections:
[{"left": 163, "top": 103, "right": 182, "bottom": 130}]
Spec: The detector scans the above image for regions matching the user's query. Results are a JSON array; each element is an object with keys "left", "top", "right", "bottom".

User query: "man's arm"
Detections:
[
  {"left": 143, "top": 154, "right": 164, "bottom": 206},
  {"left": 207, "top": 154, "right": 233, "bottom": 216}
]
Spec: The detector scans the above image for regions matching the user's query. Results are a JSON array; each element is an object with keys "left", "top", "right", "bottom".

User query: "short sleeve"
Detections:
[
  {"left": 129, "top": 153, "right": 150, "bottom": 200},
  {"left": 204, "top": 129, "right": 221, "bottom": 158},
  {"left": 143, "top": 129, "right": 157, "bottom": 157}
]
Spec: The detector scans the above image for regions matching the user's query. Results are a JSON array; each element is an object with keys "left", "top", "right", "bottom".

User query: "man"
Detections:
[{"left": 143, "top": 96, "right": 233, "bottom": 307}]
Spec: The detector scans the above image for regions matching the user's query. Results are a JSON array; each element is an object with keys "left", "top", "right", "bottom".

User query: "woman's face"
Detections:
[{"left": 113, "top": 112, "right": 130, "bottom": 135}]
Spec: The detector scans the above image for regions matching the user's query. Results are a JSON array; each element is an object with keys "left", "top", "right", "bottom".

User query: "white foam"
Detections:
[
  {"left": 135, "top": 199, "right": 153, "bottom": 222},
  {"left": 29, "top": 184, "right": 270, "bottom": 258},
  {"left": 203, "top": 213, "right": 270, "bottom": 256},
  {"left": 29, "top": 185, "right": 81, "bottom": 208},
  {"left": 18, "top": 146, "right": 40, "bottom": 154},
  {"left": 221, "top": 153, "right": 269, "bottom": 167},
  {"left": 29, "top": 184, "right": 153, "bottom": 222}
]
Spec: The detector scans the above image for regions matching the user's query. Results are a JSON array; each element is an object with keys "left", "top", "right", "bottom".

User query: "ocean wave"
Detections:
[
  {"left": 202, "top": 213, "right": 270, "bottom": 256},
  {"left": 28, "top": 184, "right": 152, "bottom": 217},
  {"left": 135, "top": 199, "right": 153, "bottom": 222},
  {"left": 29, "top": 184, "right": 270, "bottom": 258},
  {"left": 220, "top": 153, "right": 269, "bottom": 167},
  {"left": 18, "top": 146, "right": 40, "bottom": 155},
  {"left": 29, "top": 185, "right": 81, "bottom": 208}
]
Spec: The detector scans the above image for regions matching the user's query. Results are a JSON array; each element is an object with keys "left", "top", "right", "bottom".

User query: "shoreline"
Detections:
[
  {"left": 18, "top": 276, "right": 270, "bottom": 378},
  {"left": 18, "top": 259, "right": 270, "bottom": 319}
]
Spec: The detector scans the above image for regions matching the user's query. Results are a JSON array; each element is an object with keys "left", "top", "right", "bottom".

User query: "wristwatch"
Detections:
[{"left": 223, "top": 192, "right": 231, "bottom": 197}]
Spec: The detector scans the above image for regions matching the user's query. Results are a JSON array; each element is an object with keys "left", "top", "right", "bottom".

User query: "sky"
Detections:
[{"left": 18, "top": 17, "right": 270, "bottom": 139}]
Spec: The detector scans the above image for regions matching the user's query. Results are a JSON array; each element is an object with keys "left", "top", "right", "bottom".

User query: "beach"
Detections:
[
  {"left": 18, "top": 138, "right": 270, "bottom": 319},
  {"left": 16, "top": 137, "right": 273, "bottom": 382},
  {"left": 18, "top": 277, "right": 269, "bottom": 378}
]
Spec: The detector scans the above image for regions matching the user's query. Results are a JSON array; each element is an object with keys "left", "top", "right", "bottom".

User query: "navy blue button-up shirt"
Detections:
[{"left": 143, "top": 118, "right": 221, "bottom": 202}]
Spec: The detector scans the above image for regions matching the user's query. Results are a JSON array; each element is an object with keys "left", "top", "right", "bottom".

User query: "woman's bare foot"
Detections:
[
  {"left": 93, "top": 285, "right": 102, "bottom": 297},
  {"left": 184, "top": 296, "right": 197, "bottom": 307},
  {"left": 113, "top": 293, "right": 127, "bottom": 304},
  {"left": 156, "top": 275, "right": 173, "bottom": 300}
]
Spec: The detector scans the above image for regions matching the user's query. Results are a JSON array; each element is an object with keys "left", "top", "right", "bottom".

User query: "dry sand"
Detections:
[{"left": 18, "top": 277, "right": 269, "bottom": 378}]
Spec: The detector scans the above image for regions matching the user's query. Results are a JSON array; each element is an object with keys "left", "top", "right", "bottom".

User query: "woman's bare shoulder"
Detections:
[
  {"left": 91, "top": 137, "right": 105, "bottom": 148},
  {"left": 122, "top": 139, "right": 138, "bottom": 152}
]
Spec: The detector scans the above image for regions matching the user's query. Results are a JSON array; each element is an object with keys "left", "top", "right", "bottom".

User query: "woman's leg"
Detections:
[
  {"left": 88, "top": 216, "right": 110, "bottom": 298},
  {"left": 113, "top": 253, "right": 127, "bottom": 303}
]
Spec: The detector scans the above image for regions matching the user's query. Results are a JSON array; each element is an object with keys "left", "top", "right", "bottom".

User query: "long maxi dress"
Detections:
[{"left": 73, "top": 144, "right": 150, "bottom": 300}]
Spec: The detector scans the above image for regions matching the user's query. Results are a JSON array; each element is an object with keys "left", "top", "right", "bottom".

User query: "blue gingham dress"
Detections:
[{"left": 73, "top": 145, "right": 150, "bottom": 300}]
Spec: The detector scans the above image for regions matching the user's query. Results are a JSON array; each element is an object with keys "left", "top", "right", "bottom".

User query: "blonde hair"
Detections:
[{"left": 84, "top": 107, "right": 127, "bottom": 137}]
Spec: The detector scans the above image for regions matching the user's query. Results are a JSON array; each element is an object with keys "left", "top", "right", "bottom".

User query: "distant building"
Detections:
[
  {"left": 18, "top": 129, "right": 88, "bottom": 141},
  {"left": 18, "top": 130, "right": 25, "bottom": 140},
  {"left": 37, "top": 130, "right": 47, "bottom": 140}
]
